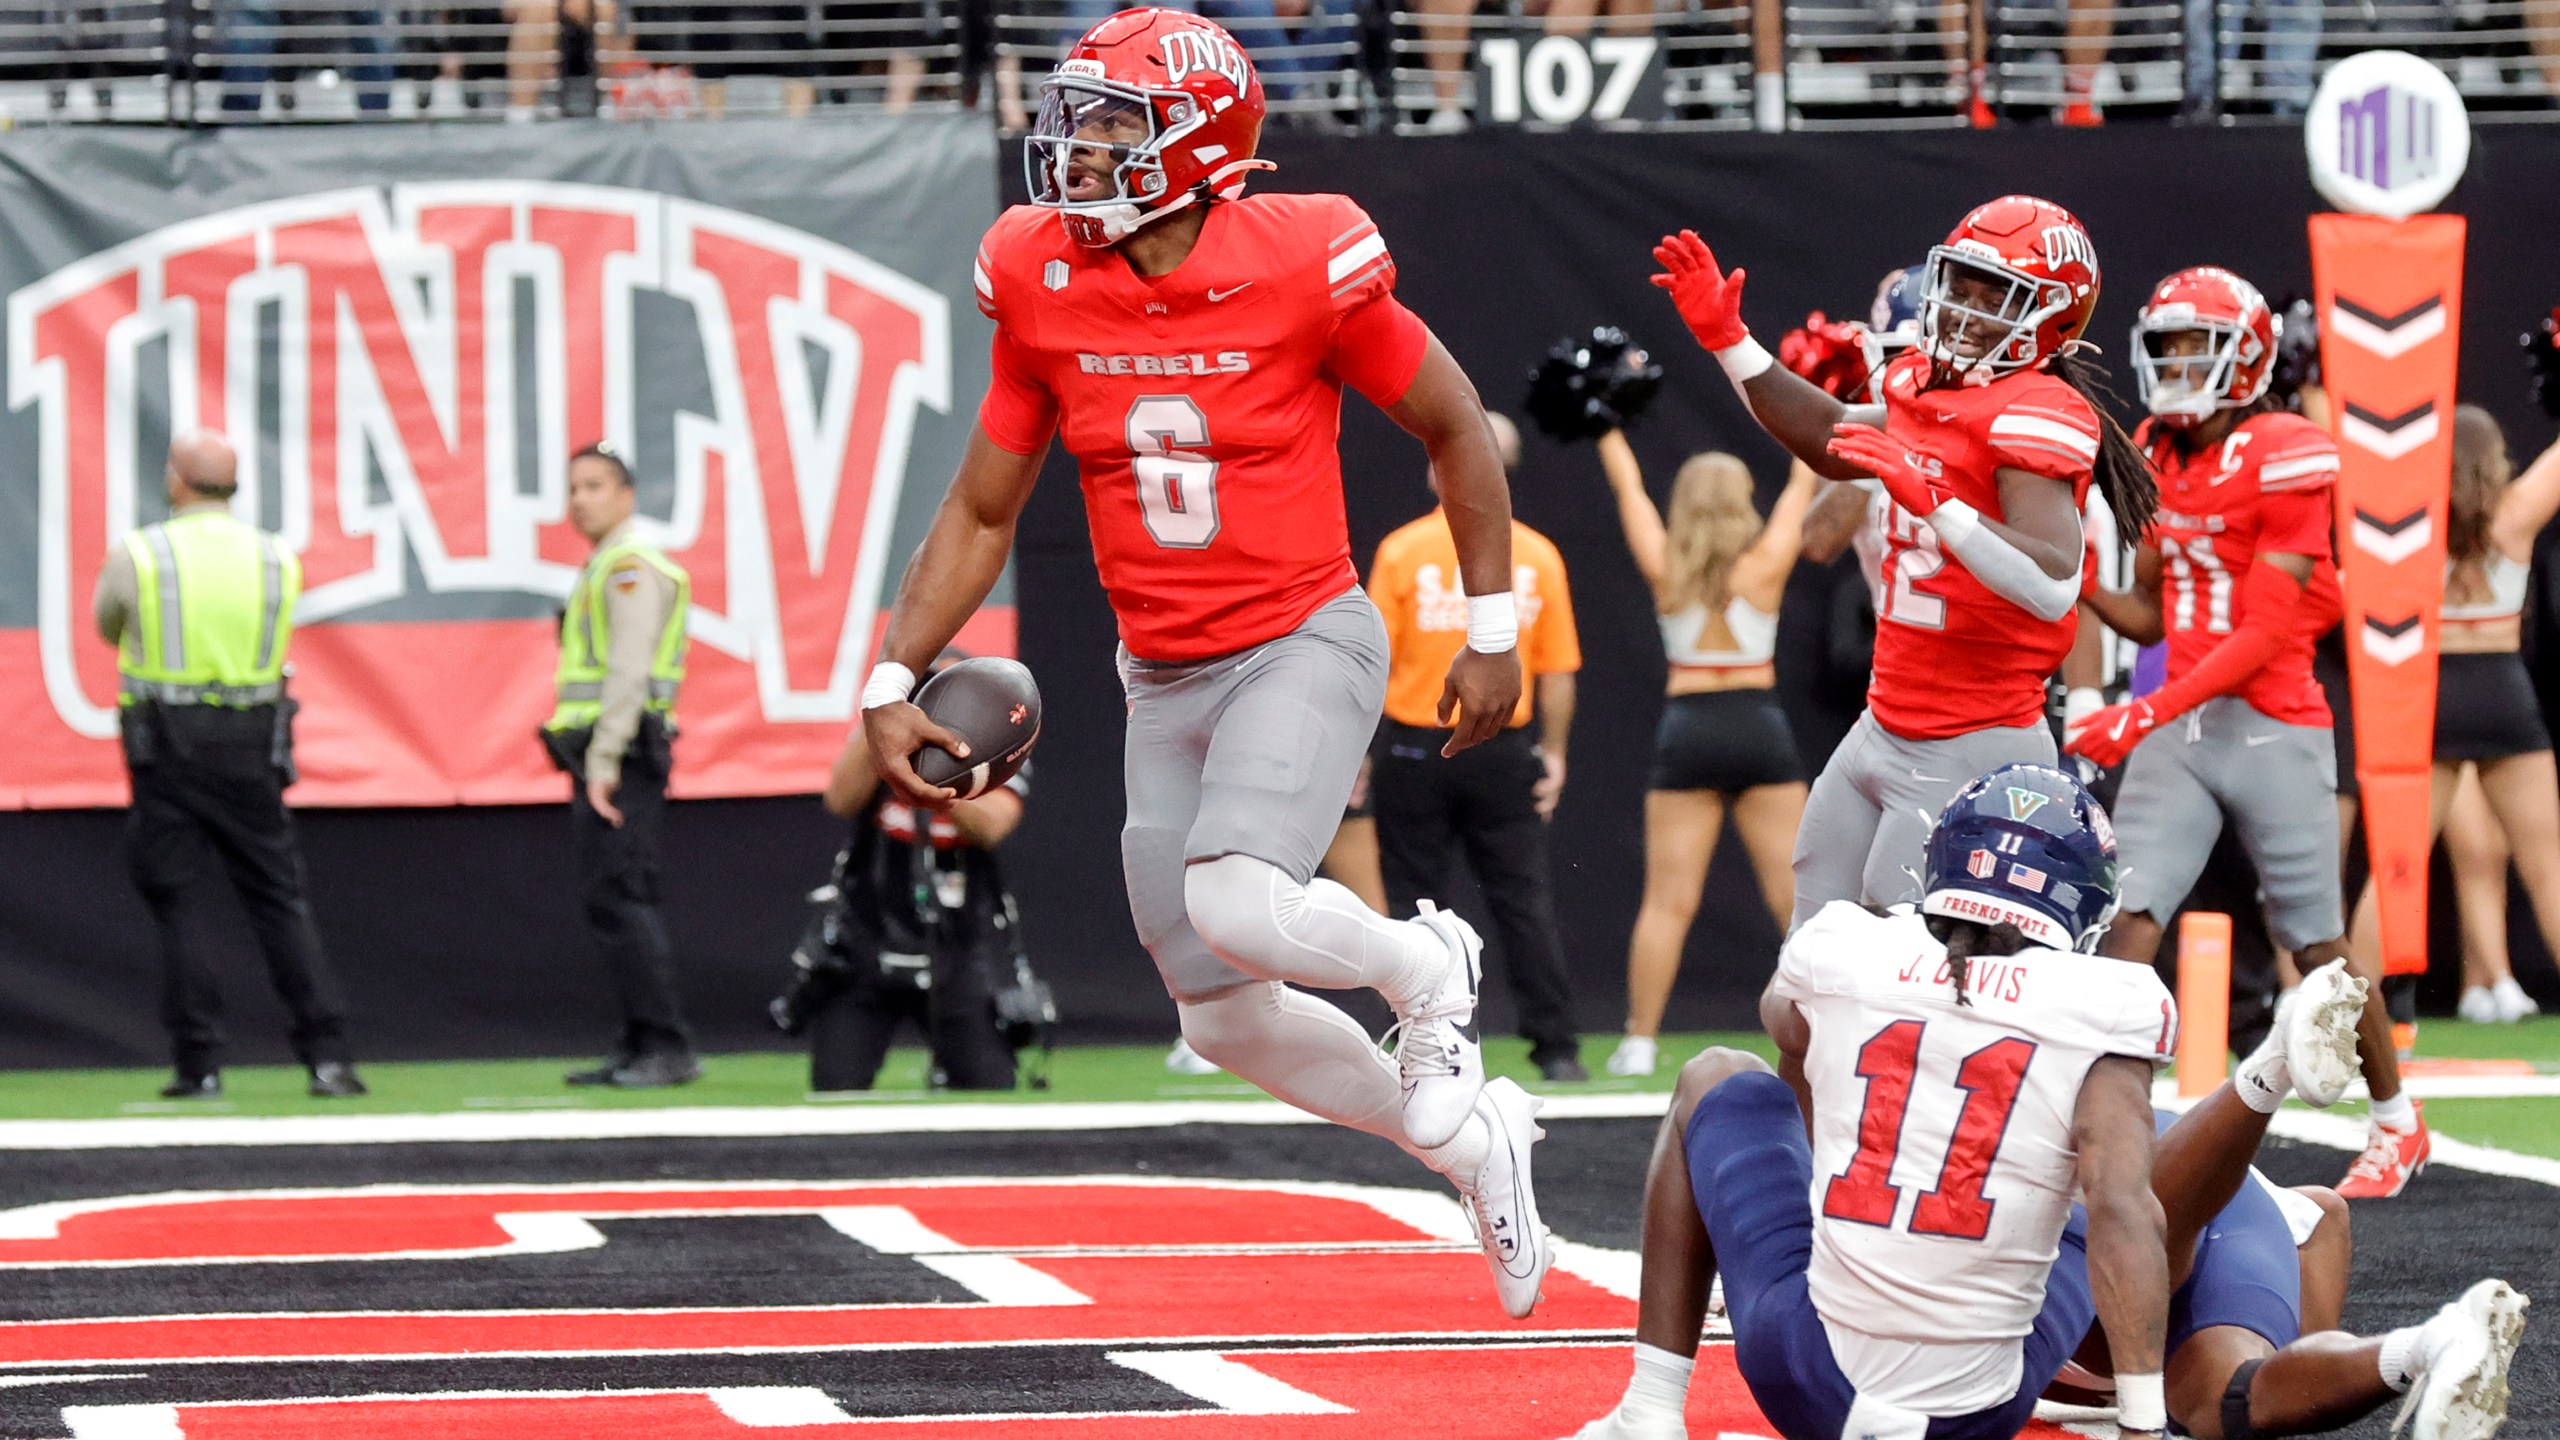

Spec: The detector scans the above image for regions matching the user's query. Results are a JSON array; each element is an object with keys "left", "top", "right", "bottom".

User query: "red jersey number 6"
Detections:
[{"left": 1128, "top": 396, "right": 1222, "bottom": 549}]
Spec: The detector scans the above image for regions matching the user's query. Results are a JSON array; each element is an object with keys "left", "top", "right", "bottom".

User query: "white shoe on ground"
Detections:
[
  {"left": 2492, "top": 977, "right": 2540, "bottom": 1023},
  {"left": 2458, "top": 986, "right": 2501, "bottom": 1025},
  {"left": 1606, "top": 1034, "right": 1659, "bottom": 1078},
  {"left": 1390, "top": 900, "right": 1485, "bottom": 1149},
  {"left": 1566, "top": 1405, "right": 1687, "bottom": 1440},
  {"left": 2283, "top": 959, "right": 2366, "bottom": 1107},
  {"left": 1457, "top": 1076, "right": 1551, "bottom": 1318},
  {"left": 2398, "top": 1278, "right": 2529, "bottom": 1440},
  {"left": 1164, "top": 1038, "right": 1220, "bottom": 1076}
]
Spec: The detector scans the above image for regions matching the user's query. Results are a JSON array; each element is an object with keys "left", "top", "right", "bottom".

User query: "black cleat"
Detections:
[
  {"left": 564, "top": 1058, "right": 627, "bottom": 1087},
  {"left": 308, "top": 1062, "right": 369, "bottom": 1098},
  {"left": 1537, "top": 1055, "right": 1591, "bottom": 1083},
  {"left": 605, "top": 1051, "right": 703, "bottom": 1088},
  {"left": 158, "top": 1073, "right": 221, "bottom": 1100}
]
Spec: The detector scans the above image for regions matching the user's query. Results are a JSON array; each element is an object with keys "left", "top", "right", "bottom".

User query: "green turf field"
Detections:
[{"left": 3, "top": 1021, "right": 2550, "bottom": 1160}]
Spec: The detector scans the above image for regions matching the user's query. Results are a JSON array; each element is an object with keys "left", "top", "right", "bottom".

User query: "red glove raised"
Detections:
[
  {"left": 1650, "top": 229, "right": 1749, "bottom": 351},
  {"left": 2065, "top": 697, "right": 2160, "bottom": 769},
  {"left": 1824, "top": 422, "right": 1948, "bottom": 518},
  {"left": 1780, "top": 311, "right": 1873, "bottom": 402}
]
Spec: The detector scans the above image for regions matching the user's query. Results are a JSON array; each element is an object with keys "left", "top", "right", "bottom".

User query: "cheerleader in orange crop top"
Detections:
[{"left": 1592, "top": 430, "right": 1816, "bottom": 1077}]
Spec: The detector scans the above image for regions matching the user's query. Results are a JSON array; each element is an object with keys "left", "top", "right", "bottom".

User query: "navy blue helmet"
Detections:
[
  {"left": 1858, "top": 264, "right": 1927, "bottom": 378},
  {"left": 1920, "top": 763, "right": 2120, "bottom": 954}
]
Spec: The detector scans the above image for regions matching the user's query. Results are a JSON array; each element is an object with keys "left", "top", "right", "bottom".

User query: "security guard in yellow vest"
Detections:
[
  {"left": 91, "top": 430, "right": 364, "bottom": 1100},
  {"left": 544, "top": 443, "right": 698, "bottom": 1088}
]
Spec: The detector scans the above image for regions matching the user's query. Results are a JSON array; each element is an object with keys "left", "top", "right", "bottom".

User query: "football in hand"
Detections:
[{"left": 911, "top": 656, "right": 1042, "bottom": 799}]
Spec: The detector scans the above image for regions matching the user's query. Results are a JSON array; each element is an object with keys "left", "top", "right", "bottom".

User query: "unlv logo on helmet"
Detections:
[
  {"left": 2038, "top": 223, "right": 2097, "bottom": 274},
  {"left": 7, "top": 183, "right": 952, "bottom": 742},
  {"left": 1159, "top": 27, "right": 1249, "bottom": 90}
]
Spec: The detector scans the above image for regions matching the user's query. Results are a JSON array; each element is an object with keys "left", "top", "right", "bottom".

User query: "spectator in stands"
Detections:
[
  {"left": 1593, "top": 433, "right": 1815, "bottom": 1079},
  {"left": 1368, "top": 412, "right": 1589, "bottom": 1082},
  {"left": 2183, "top": 0, "right": 2320, "bottom": 117},
  {"left": 2059, "top": 0, "right": 2112, "bottom": 124},
  {"left": 2535, "top": 0, "right": 2560, "bottom": 102},
  {"left": 2349, "top": 407, "right": 2560, "bottom": 1021},
  {"left": 507, "top": 0, "right": 626, "bottom": 118},
  {"left": 216, "top": 5, "right": 396, "bottom": 115}
]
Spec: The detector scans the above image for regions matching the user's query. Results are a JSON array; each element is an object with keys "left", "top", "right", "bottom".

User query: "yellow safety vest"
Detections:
[
  {"left": 117, "top": 510, "right": 298, "bottom": 707},
  {"left": 545, "top": 536, "right": 690, "bottom": 732}
]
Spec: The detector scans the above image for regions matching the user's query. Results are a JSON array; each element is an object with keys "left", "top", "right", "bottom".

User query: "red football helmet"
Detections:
[
  {"left": 1917, "top": 196, "right": 2101, "bottom": 385},
  {"left": 1026, "top": 8, "right": 1271, "bottom": 249},
  {"left": 2131, "top": 266, "right": 2276, "bottom": 425}
]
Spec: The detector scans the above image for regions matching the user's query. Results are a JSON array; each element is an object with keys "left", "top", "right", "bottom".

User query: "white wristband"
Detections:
[
  {"left": 1926, "top": 496, "right": 1980, "bottom": 545},
  {"left": 1713, "top": 334, "right": 1774, "bottom": 385},
  {"left": 1465, "top": 591, "right": 1518, "bottom": 654},
  {"left": 861, "top": 661, "right": 917, "bottom": 711},
  {"left": 2114, "top": 1372, "right": 2166, "bottom": 1434},
  {"left": 2064, "top": 686, "right": 2105, "bottom": 729}
]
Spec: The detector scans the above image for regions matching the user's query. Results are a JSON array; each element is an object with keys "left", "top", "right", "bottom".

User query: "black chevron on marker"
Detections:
[
  {"left": 2363, "top": 614, "right": 2423, "bottom": 639},
  {"left": 2354, "top": 508, "right": 2429, "bottom": 536},
  {"left": 2334, "top": 295, "right": 2443, "bottom": 331},
  {"left": 2344, "top": 400, "right": 2435, "bottom": 432}
]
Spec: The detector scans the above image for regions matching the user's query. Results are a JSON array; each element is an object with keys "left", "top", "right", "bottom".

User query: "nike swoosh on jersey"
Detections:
[
  {"left": 2244, "top": 733, "right": 2282, "bottom": 746},
  {"left": 1207, "top": 282, "right": 1254, "bottom": 302}
]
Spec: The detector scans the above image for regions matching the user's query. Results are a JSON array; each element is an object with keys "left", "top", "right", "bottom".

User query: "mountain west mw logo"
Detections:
[
  {"left": 2335, "top": 82, "right": 2441, "bottom": 191},
  {"left": 7, "top": 183, "right": 951, "bottom": 739}
]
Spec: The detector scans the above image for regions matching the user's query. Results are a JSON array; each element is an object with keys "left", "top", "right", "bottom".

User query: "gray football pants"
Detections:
[
  {"left": 1790, "top": 708, "right": 2057, "bottom": 931},
  {"left": 1120, "top": 587, "right": 1390, "bottom": 1000},
  {"left": 2113, "top": 696, "right": 2343, "bottom": 950}
]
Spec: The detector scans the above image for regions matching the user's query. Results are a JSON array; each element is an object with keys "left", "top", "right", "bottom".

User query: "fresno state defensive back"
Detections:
[
  {"left": 1650, "top": 197, "right": 2159, "bottom": 930},
  {"left": 866, "top": 8, "right": 1556, "bottom": 1319}
]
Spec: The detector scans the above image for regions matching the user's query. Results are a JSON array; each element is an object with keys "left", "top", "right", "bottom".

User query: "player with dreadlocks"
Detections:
[
  {"left": 1567, "top": 763, "right": 2179, "bottom": 1440},
  {"left": 1650, "top": 198, "right": 2158, "bottom": 929}
]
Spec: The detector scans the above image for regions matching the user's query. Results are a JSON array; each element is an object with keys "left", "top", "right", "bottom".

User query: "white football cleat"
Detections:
[
  {"left": 1457, "top": 1076, "right": 1551, "bottom": 1318},
  {"left": 1164, "top": 1038, "right": 1220, "bottom": 1076},
  {"left": 2283, "top": 959, "right": 2366, "bottom": 1108},
  {"left": 1390, "top": 900, "right": 1485, "bottom": 1149},
  {"left": 1565, "top": 1405, "right": 1688, "bottom": 1440},
  {"left": 2396, "top": 1279, "right": 2528, "bottom": 1440},
  {"left": 2492, "top": 977, "right": 2540, "bottom": 1023},
  {"left": 1606, "top": 1034, "right": 1659, "bottom": 1078}
]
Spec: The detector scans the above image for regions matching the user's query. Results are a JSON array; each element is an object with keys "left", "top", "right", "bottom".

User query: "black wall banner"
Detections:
[{"left": 3, "top": 125, "right": 2555, "bottom": 1066}]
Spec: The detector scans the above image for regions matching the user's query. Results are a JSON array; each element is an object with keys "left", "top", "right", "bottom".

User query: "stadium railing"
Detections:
[{"left": 0, "top": 0, "right": 2544, "bottom": 127}]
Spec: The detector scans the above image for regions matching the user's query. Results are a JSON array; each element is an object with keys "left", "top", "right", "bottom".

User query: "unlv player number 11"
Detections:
[{"left": 859, "top": 9, "right": 1558, "bottom": 1319}]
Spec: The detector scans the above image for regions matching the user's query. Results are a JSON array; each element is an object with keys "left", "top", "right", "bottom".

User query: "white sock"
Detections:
[
  {"left": 2234, "top": 1030, "right": 2290, "bottom": 1114},
  {"left": 2377, "top": 1323, "right": 2427, "bottom": 1393},
  {"left": 1179, "top": 982, "right": 1489, "bottom": 1176},
  {"left": 1624, "top": 1341, "right": 1695, "bottom": 1419},
  {"left": 2371, "top": 1091, "right": 2418, "bottom": 1133},
  {"left": 1185, "top": 856, "right": 1446, "bottom": 1006},
  {"left": 1414, "top": 1107, "right": 1492, "bottom": 1182},
  {"left": 1752, "top": 71, "right": 1784, "bottom": 132}
]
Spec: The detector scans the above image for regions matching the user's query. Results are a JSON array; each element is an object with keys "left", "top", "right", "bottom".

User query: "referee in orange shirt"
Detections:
[{"left": 1369, "top": 414, "right": 1586, "bottom": 1081}]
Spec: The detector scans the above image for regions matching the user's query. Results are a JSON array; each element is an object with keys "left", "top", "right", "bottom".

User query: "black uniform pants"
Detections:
[
  {"left": 572, "top": 761, "right": 692, "bottom": 1058},
  {"left": 122, "top": 712, "right": 351, "bottom": 1076},
  {"left": 1371, "top": 722, "right": 1579, "bottom": 1063},
  {"left": 806, "top": 941, "right": 1015, "bottom": 1093}
]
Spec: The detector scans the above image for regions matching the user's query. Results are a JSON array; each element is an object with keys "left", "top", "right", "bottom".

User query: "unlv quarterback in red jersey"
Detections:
[
  {"left": 1651, "top": 197, "right": 2159, "bottom": 929},
  {"left": 2068, "top": 266, "right": 2428, "bottom": 1200},
  {"left": 860, "top": 9, "right": 1553, "bottom": 1314}
]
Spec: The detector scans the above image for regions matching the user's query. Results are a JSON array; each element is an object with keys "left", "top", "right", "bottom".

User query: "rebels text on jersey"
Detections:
[
  {"left": 1769, "top": 901, "right": 2175, "bottom": 1412},
  {"left": 974, "top": 195, "right": 1429, "bottom": 664},
  {"left": 2137, "top": 412, "right": 2343, "bottom": 727},
  {"left": 1869, "top": 352, "right": 2101, "bottom": 740}
]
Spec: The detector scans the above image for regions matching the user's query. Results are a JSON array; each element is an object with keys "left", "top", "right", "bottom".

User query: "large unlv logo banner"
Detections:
[{"left": 0, "top": 121, "right": 999, "bottom": 807}]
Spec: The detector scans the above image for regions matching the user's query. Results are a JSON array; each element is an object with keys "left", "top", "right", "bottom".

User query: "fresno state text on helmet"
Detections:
[{"left": 1075, "top": 350, "right": 1252, "bottom": 376}]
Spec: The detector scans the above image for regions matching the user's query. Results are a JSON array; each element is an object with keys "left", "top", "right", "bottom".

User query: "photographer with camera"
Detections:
[{"left": 770, "top": 676, "right": 1039, "bottom": 1092}]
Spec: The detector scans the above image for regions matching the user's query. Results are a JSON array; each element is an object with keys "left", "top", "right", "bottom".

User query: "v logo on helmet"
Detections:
[{"left": 2005, "top": 787, "right": 2052, "bottom": 821}]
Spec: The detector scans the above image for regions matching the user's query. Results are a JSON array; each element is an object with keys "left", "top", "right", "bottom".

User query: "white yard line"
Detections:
[{"left": 0, "top": 1076, "right": 2544, "bottom": 1166}]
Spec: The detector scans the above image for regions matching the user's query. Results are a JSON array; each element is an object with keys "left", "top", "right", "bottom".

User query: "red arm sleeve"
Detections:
[
  {"left": 2251, "top": 484, "right": 2334, "bottom": 559},
  {"left": 975, "top": 326, "right": 1058, "bottom": 457},
  {"left": 2146, "top": 560, "right": 2307, "bottom": 719},
  {"left": 1328, "top": 293, "right": 1430, "bottom": 410}
]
